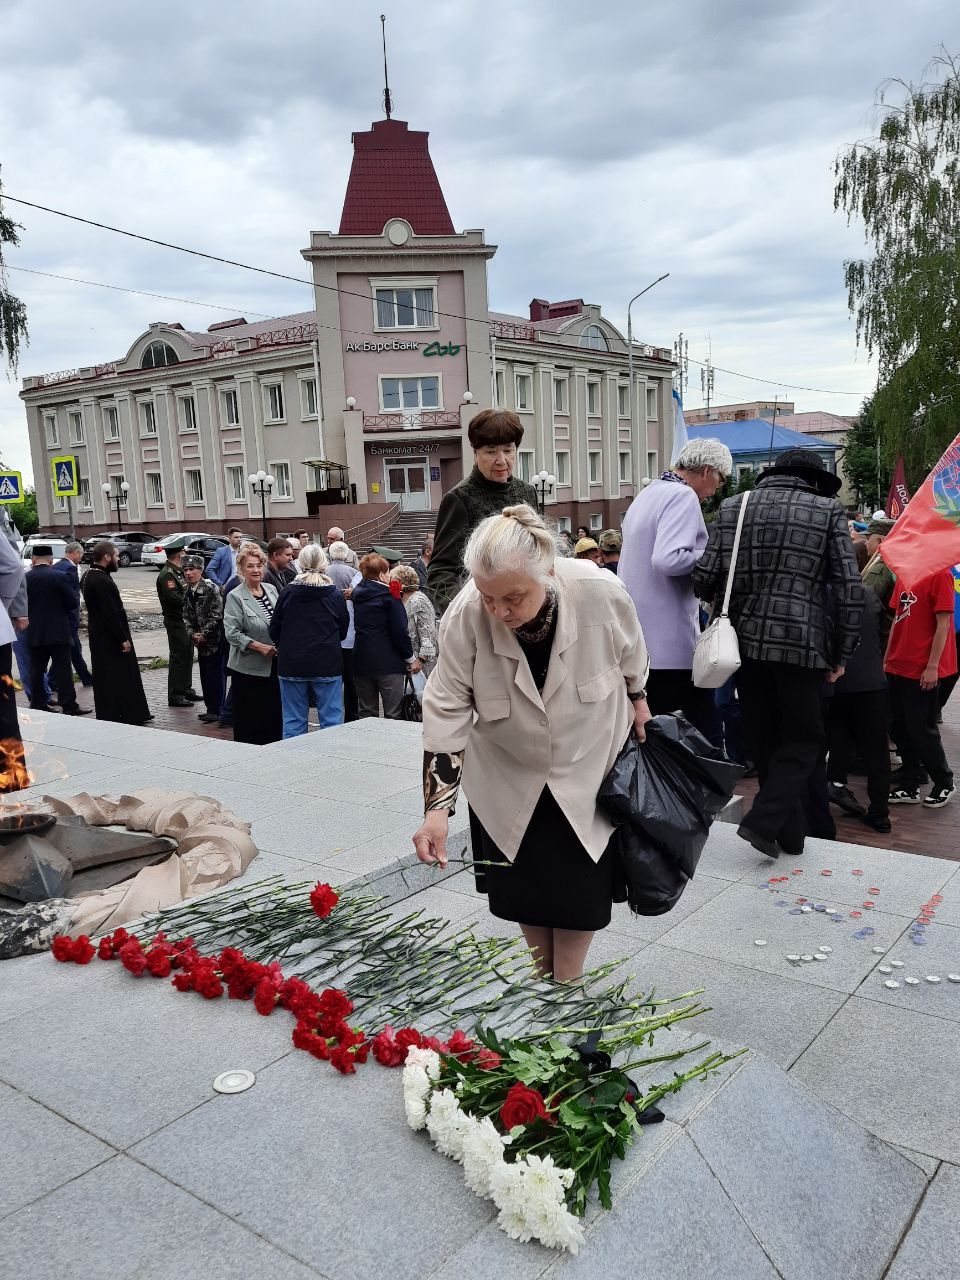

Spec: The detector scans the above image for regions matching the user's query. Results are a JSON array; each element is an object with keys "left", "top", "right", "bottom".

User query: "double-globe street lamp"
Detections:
[
  {"left": 533, "top": 469, "right": 555, "bottom": 515},
  {"left": 102, "top": 479, "right": 130, "bottom": 532},
  {"left": 248, "top": 470, "right": 275, "bottom": 541}
]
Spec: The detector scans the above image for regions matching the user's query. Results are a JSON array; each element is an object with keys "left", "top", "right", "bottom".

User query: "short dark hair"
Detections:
[
  {"left": 468, "top": 408, "right": 524, "bottom": 450},
  {"left": 267, "top": 537, "right": 290, "bottom": 558},
  {"left": 90, "top": 540, "right": 116, "bottom": 564},
  {"left": 294, "top": 529, "right": 308, "bottom": 538},
  {"left": 226, "top": 526, "right": 242, "bottom": 536}
]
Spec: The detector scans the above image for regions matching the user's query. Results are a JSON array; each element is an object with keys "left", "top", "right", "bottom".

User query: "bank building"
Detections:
[{"left": 21, "top": 113, "right": 676, "bottom": 543}]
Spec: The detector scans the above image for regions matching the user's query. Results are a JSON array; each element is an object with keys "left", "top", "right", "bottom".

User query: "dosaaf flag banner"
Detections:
[
  {"left": 885, "top": 456, "right": 911, "bottom": 519},
  {"left": 880, "top": 435, "right": 960, "bottom": 590}
]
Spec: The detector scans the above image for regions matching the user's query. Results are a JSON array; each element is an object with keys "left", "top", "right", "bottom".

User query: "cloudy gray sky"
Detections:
[{"left": 1, "top": 0, "right": 957, "bottom": 483}]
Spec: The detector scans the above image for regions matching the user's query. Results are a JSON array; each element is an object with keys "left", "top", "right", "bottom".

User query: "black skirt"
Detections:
[
  {"left": 228, "top": 663, "right": 282, "bottom": 745},
  {"left": 469, "top": 788, "right": 624, "bottom": 931}
]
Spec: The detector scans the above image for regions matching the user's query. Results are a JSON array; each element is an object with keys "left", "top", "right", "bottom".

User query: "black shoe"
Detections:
[
  {"left": 81, "top": 680, "right": 94, "bottom": 688},
  {"left": 140, "top": 715, "right": 155, "bottom": 722},
  {"left": 827, "top": 783, "right": 867, "bottom": 817},
  {"left": 62, "top": 706, "right": 92, "bottom": 716},
  {"left": 923, "top": 783, "right": 955, "bottom": 809},
  {"left": 737, "top": 823, "right": 781, "bottom": 860},
  {"left": 197, "top": 712, "right": 218, "bottom": 723},
  {"left": 168, "top": 697, "right": 192, "bottom": 708},
  {"left": 889, "top": 787, "right": 921, "bottom": 805},
  {"left": 183, "top": 691, "right": 203, "bottom": 702},
  {"left": 862, "top": 812, "right": 892, "bottom": 833},
  {"left": 891, "top": 767, "right": 928, "bottom": 787}
]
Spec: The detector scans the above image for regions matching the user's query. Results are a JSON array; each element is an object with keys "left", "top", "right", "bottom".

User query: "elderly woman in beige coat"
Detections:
[{"left": 413, "top": 505, "right": 650, "bottom": 981}]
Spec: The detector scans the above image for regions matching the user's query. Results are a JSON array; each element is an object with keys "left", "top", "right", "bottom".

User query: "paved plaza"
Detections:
[{"left": 2, "top": 713, "right": 959, "bottom": 1277}]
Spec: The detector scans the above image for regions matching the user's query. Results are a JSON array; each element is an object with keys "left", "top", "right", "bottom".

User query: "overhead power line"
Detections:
[{"left": 6, "top": 265, "right": 274, "bottom": 318}]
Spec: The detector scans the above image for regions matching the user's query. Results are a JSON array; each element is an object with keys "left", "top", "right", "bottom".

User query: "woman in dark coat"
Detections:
[
  {"left": 80, "top": 541, "right": 151, "bottom": 725},
  {"left": 352, "top": 553, "right": 415, "bottom": 719}
]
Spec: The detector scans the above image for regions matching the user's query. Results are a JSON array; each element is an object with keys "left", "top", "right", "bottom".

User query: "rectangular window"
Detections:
[
  {"left": 184, "top": 469, "right": 204, "bottom": 504},
  {"left": 103, "top": 405, "right": 120, "bottom": 440},
  {"left": 590, "top": 512, "right": 603, "bottom": 531},
  {"left": 78, "top": 478, "right": 92, "bottom": 510},
  {"left": 646, "top": 385, "right": 658, "bottom": 420},
  {"left": 68, "top": 409, "right": 84, "bottom": 443},
  {"left": 221, "top": 388, "right": 239, "bottom": 426},
  {"left": 145, "top": 472, "right": 164, "bottom": 506},
  {"left": 300, "top": 378, "right": 318, "bottom": 419},
  {"left": 105, "top": 474, "right": 128, "bottom": 507},
  {"left": 515, "top": 372, "right": 533, "bottom": 411},
  {"left": 263, "top": 382, "right": 285, "bottom": 423},
  {"left": 374, "top": 285, "right": 436, "bottom": 329},
  {"left": 495, "top": 370, "right": 505, "bottom": 407},
  {"left": 617, "top": 385, "right": 629, "bottom": 418},
  {"left": 139, "top": 400, "right": 157, "bottom": 435},
  {"left": 178, "top": 395, "right": 197, "bottom": 432},
  {"left": 557, "top": 515, "right": 572, "bottom": 533},
  {"left": 736, "top": 464, "right": 754, "bottom": 481},
  {"left": 53, "top": 487, "right": 67, "bottom": 512},
  {"left": 555, "top": 451, "right": 570, "bottom": 485},
  {"left": 226, "top": 465, "right": 246, "bottom": 502},
  {"left": 270, "top": 461, "right": 292, "bottom": 499},
  {"left": 588, "top": 451, "right": 602, "bottom": 484},
  {"left": 518, "top": 450, "right": 535, "bottom": 484},
  {"left": 587, "top": 382, "right": 601, "bottom": 417},
  {"left": 380, "top": 375, "right": 440, "bottom": 412},
  {"left": 553, "top": 377, "right": 568, "bottom": 414},
  {"left": 647, "top": 450, "right": 659, "bottom": 479},
  {"left": 44, "top": 415, "right": 59, "bottom": 447},
  {"left": 619, "top": 451, "right": 632, "bottom": 482}
]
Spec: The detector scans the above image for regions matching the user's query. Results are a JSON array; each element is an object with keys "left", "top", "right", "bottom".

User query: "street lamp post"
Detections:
[
  {"left": 533, "top": 469, "right": 555, "bottom": 515},
  {"left": 101, "top": 479, "right": 129, "bottom": 531},
  {"left": 626, "top": 274, "right": 670, "bottom": 478},
  {"left": 248, "top": 470, "right": 274, "bottom": 541}
]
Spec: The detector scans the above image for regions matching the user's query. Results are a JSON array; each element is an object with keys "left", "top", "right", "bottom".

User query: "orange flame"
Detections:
[{"left": 0, "top": 738, "right": 32, "bottom": 793}]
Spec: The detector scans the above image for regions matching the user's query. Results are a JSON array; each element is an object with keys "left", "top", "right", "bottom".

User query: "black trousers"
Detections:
[
  {"left": 826, "top": 689, "right": 892, "bottom": 817},
  {"left": 735, "top": 659, "right": 827, "bottom": 850},
  {"left": 29, "top": 644, "right": 77, "bottom": 712},
  {"left": 164, "top": 617, "right": 194, "bottom": 702},
  {"left": 646, "top": 668, "right": 723, "bottom": 746},
  {"left": 196, "top": 648, "right": 224, "bottom": 717},
  {"left": 937, "top": 631, "right": 960, "bottom": 709},
  {"left": 889, "top": 674, "right": 953, "bottom": 789},
  {"left": 341, "top": 648, "right": 359, "bottom": 723},
  {"left": 0, "top": 643, "right": 27, "bottom": 792}
]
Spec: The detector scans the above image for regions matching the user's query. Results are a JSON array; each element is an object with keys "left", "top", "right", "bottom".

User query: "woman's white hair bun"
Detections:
[{"left": 464, "top": 503, "right": 557, "bottom": 582}]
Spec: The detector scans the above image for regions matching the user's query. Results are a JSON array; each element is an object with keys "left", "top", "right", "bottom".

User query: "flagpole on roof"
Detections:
[{"left": 380, "top": 15, "right": 393, "bottom": 120}]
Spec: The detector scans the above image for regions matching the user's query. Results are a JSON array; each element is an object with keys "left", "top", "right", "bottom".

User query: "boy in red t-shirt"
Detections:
[{"left": 886, "top": 569, "right": 956, "bottom": 807}]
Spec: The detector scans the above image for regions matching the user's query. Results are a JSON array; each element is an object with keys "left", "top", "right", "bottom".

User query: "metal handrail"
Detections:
[
  {"left": 363, "top": 410, "right": 461, "bottom": 432},
  {"left": 340, "top": 500, "right": 402, "bottom": 546}
]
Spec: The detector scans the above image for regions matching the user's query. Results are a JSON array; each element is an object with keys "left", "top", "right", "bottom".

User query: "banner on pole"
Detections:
[
  {"left": 885, "top": 456, "right": 911, "bottom": 518},
  {"left": 880, "top": 435, "right": 960, "bottom": 590},
  {"left": 51, "top": 455, "right": 79, "bottom": 498}
]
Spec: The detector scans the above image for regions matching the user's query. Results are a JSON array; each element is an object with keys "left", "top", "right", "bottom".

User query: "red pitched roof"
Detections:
[{"left": 339, "top": 119, "right": 455, "bottom": 236}]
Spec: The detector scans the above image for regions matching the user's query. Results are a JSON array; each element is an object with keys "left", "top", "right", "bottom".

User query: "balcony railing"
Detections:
[
  {"left": 490, "top": 318, "right": 536, "bottom": 342},
  {"left": 363, "top": 410, "right": 461, "bottom": 433}
]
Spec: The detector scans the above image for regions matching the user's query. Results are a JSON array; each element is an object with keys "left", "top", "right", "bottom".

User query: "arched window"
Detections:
[
  {"left": 140, "top": 341, "right": 180, "bottom": 369},
  {"left": 579, "top": 324, "right": 609, "bottom": 351}
]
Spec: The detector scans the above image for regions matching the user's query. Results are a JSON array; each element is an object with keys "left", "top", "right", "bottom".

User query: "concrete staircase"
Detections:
[{"left": 378, "top": 509, "right": 437, "bottom": 559}]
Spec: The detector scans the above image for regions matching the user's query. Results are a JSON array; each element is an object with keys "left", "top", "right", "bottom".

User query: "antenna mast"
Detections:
[
  {"left": 673, "top": 331, "right": 689, "bottom": 399},
  {"left": 380, "top": 14, "right": 393, "bottom": 119},
  {"left": 700, "top": 338, "right": 715, "bottom": 418}
]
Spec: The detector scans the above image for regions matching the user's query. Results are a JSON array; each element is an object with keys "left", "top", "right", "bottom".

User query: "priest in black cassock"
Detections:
[{"left": 80, "top": 540, "right": 152, "bottom": 725}]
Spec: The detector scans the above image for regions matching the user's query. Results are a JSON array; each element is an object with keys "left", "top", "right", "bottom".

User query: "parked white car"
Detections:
[{"left": 21, "top": 538, "right": 69, "bottom": 569}]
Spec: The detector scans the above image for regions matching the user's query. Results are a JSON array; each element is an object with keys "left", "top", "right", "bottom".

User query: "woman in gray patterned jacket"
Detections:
[{"left": 391, "top": 564, "right": 439, "bottom": 683}]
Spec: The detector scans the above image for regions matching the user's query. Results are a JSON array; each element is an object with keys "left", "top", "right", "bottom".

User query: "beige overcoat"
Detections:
[{"left": 422, "top": 558, "right": 649, "bottom": 861}]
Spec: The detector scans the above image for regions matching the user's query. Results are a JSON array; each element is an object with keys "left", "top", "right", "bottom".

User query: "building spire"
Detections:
[{"left": 380, "top": 14, "right": 393, "bottom": 120}]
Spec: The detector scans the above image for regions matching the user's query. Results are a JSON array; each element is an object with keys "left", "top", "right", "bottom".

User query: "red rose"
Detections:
[
  {"left": 309, "top": 883, "right": 339, "bottom": 919},
  {"left": 371, "top": 1029, "right": 405, "bottom": 1067},
  {"left": 476, "top": 1048, "right": 502, "bottom": 1071},
  {"left": 51, "top": 935, "right": 75, "bottom": 962},
  {"left": 97, "top": 937, "right": 115, "bottom": 961},
  {"left": 395, "top": 1028, "right": 422, "bottom": 1052},
  {"left": 253, "top": 980, "right": 278, "bottom": 1016},
  {"left": 499, "top": 1082, "right": 553, "bottom": 1131},
  {"left": 447, "top": 1029, "right": 477, "bottom": 1061},
  {"left": 145, "top": 949, "right": 172, "bottom": 978}
]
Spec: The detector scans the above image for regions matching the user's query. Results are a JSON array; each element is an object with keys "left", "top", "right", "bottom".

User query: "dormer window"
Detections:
[
  {"left": 579, "top": 325, "right": 609, "bottom": 351},
  {"left": 140, "top": 341, "right": 180, "bottom": 368}
]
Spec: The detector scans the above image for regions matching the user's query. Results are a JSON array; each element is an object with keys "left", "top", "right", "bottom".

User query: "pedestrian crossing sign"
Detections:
[
  {"left": 0, "top": 471, "right": 23, "bottom": 504},
  {"left": 51, "top": 455, "right": 79, "bottom": 497}
]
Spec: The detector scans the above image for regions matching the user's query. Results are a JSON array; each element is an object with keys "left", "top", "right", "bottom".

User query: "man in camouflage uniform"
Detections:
[
  {"left": 182, "top": 554, "right": 224, "bottom": 723},
  {"left": 156, "top": 540, "right": 198, "bottom": 707}
]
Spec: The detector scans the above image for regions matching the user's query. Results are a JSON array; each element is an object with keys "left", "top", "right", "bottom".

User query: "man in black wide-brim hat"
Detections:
[{"left": 693, "top": 448, "right": 864, "bottom": 859}]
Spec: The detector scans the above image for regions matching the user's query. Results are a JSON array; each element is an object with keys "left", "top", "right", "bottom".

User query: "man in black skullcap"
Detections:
[{"left": 25, "top": 545, "right": 91, "bottom": 715}]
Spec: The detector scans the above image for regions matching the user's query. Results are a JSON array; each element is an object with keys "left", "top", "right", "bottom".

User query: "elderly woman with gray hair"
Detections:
[
  {"left": 617, "top": 437, "right": 733, "bottom": 739},
  {"left": 413, "top": 504, "right": 650, "bottom": 981}
]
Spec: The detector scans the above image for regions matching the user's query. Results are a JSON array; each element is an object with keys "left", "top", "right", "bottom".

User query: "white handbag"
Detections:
[{"left": 692, "top": 490, "right": 751, "bottom": 689}]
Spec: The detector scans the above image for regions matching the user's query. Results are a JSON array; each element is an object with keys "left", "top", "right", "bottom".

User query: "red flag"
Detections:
[
  {"left": 885, "top": 456, "right": 911, "bottom": 518},
  {"left": 880, "top": 435, "right": 960, "bottom": 590}
]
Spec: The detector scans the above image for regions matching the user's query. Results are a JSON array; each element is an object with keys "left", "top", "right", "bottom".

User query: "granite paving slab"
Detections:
[
  {"left": 621, "top": 942, "right": 846, "bottom": 1068},
  {"left": 0, "top": 950, "right": 109, "bottom": 1026},
  {"left": 129, "top": 1050, "right": 495, "bottom": 1280},
  {"left": 1, "top": 1155, "right": 322, "bottom": 1280},
  {"left": 854, "top": 921, "right": 960, "bottom": 1022},
  {"left": 252, "top": 799, "right": 415, "bottom": 861},
  {"left": 790, "top": 997, "right": 960, "bottom": 1163},
  {"left": 697, "top": 822, "right": 773, "bottom": 881},
  {"left": 606, "top": 873, "right": 731, "bottom": 942},
  {"left": 887, "top": 1161, "right": 960, "bottom": 1280},
  {"left": 0, "top": 961, "right": 296, "bottom": 1148},
  {"left": 658, "top": 880, "right": 911, "bottom": 993},
  {"left": 0, "top": 1079, "right": 115, "bottom": 1220},
  {"left": 687, "top": 1054, "right": 926, "bottom": 1280},
  {"left": 917, "top": 863, "right": 960, "bottom": 928}
]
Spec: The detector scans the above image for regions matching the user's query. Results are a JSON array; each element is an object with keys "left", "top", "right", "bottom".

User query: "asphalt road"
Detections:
[{"left": 108, "top": 564, "right": 166, "bottom": 615}]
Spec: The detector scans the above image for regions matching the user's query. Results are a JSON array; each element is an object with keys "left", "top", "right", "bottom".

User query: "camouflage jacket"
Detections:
[{"left": 183, "top": 577, "right": 223, "bottom": 649}]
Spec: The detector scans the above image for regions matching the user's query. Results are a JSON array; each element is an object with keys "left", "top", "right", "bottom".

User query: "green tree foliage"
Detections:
[
  {"left": 0, "top": 168, "right": 29, "bottom": 376},
  {"left": 841, "top": 395, "right": 887, "bottom": 511},
  {"left": 7, "top": 489, "right": 38, "bottom": 535},
  {"left": 834, "top": 51, "right": 960, "bottom": 487}
]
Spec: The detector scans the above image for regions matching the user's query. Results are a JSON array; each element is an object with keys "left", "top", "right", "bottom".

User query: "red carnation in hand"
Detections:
[
  {"left": 395, "top": 1027, "right": 423, "bottom": 1052},
  {"left": 51, "top": 935, "right": 75, "bottom": 963},
  {"left": 371, "top": 1028, "right": 405, "bottom": 1067},
  {"left": 309, "top": 883, "right": 339, "bottom": 919},
  {"left": 476, "top": 1047, "right": 502, "bottom": 1071},
  {"left": 499, "top": 1082, "right": 553, "bottom": 1131}
]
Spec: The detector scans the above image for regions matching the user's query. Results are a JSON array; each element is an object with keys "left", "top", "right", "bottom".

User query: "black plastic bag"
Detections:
[
  {"left": 400, "top": 675, "right": 422, "bottom": 723},
  {"left": 598, "top": 714, "right": 743, "bottom": 916}
]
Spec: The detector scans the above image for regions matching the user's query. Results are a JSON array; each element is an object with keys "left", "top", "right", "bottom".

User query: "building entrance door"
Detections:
[{"left": 384, "top": 459, "right": 430, "bottom": 511}]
